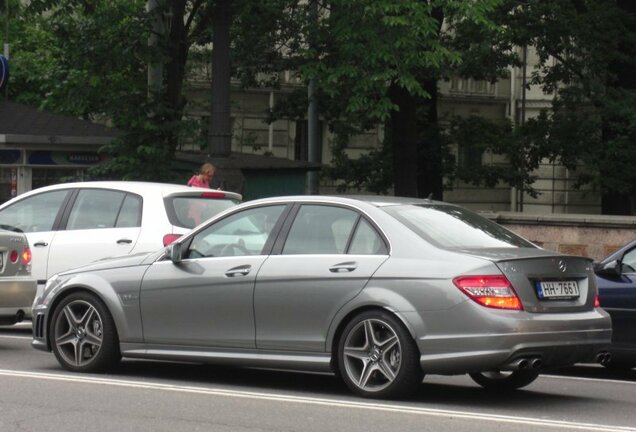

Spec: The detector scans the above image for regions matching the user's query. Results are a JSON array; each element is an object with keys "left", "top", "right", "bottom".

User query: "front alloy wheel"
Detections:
[
  {"left": 338, "top": 311, "right": 422, "bottom": 398},
  {"left": 50, "top": 292, "right": 120, "bottom": 372}
]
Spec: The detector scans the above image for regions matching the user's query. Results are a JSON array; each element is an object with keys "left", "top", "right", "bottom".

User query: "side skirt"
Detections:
[{"left": 120, "top": 343, "right": 334, "bottom": 373}]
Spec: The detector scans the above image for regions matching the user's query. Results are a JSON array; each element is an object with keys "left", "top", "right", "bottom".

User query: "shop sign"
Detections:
[{"left": 28, "top": 151, "right": 104, "bottom": 165}]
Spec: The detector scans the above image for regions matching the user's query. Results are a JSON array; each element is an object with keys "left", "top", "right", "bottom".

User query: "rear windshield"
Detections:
[
  {"left": 166, "top": 196, "right": 239, "bottom": 229},
  {"left": 382, "top": 204, "right": 534, "bottom": 249}
]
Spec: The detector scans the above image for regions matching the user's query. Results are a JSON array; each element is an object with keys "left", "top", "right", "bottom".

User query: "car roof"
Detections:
[
  {"left": 243, "top": 194, "right": 447, "bottom": 208},
  {"left": 11, "top": 181, "right": 242, "bottom": 201}
]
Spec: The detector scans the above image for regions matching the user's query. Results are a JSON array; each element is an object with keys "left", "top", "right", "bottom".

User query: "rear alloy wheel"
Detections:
[
  {"left": 50, "top": 292, "right": 120, "bottom": 372},
  {"left": 469, "top": 370, "right": 540, "bottom": 391},
  {"left": 338, "top": 310, "right": 422, "bottom": 399}
]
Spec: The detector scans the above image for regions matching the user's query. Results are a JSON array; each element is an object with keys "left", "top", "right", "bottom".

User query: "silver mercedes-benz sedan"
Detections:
[{"left": 31, "top": 196, "right": 611, "bottom": 398}]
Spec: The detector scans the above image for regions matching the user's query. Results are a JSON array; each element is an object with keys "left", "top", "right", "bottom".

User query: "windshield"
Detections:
[{"left": 382, "top": 204, "right": 534, "bottom": 249}]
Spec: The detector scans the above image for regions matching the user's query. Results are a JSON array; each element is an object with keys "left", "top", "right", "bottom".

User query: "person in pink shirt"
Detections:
[{"left": 187, "top": 163, "right": 216, "bottom": 188}]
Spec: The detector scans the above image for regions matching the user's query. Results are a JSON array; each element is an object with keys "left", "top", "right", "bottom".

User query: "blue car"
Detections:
[{"left": 594, "top": 239, "right": 636, "bottom": 371}]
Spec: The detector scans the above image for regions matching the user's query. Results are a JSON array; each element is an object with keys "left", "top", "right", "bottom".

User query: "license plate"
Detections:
[{"left": 536, "top": 280, "right": 580, "bottom": 299}]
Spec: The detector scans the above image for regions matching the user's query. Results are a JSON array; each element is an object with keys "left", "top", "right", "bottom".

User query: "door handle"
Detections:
[
  {"left": 117, "top": 239, "right": 133, "bottom": 244},
  {"left": 225, "top": 265, "right": 251, "bottom": 277},
  {"left": 33, "top": 241, "right": 48, "bottom": 247},
  {"left": 329, "top": 262, "right": 358, "bottom": 273}
]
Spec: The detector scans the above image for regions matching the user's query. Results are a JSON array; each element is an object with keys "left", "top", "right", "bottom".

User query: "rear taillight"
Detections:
[
  {"left": 453, "top": 275, "right": 523, "bottom": 310},
  {"left": 594, "top": 294, "right": 601, "bottom": 308},
  {"left": 163, "top": 234, "right": 182, "bottom": 246},
  {"left": 21, "top": 248, "right": 32, "bottom": 265},
  {"left": 10, "top": 250, "right": 18, "bottom": 263}
]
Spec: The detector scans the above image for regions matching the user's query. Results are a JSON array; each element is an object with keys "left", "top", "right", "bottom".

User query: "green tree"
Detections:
[
  {"left": 507, "top": 0, "right": 636, "bottom": 214},
  {"left": 296, "top": 0, "right": 507, "bottom": 198},
  {"left": 7, "top": 0, "right": 305, "bottom": 181}
]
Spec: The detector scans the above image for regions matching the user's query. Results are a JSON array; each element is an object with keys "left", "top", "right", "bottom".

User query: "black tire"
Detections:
[
  {"left": 337, "top": 310, "right": 423, "bottom": 399},
  {"left": 469, "top": 369, "right": 540, "bottom": 391},
  {"left": 603, "top": 361, "right": 635, "bottom": 372},
  {"left": 50, "top": 292, "right": 121, "bottom": 372}
]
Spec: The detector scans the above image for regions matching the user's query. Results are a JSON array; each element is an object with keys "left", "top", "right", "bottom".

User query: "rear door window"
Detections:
[
  {"left": 282, "top": 205, "right": 359, "bottom": 255},
  {"left": 66, "top": 189, "right": 139, "bottom": 230}
]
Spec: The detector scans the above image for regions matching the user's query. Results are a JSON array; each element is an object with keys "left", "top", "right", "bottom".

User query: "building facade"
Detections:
[{"left": 0, "top": 101, "right": 114, "bottom": 203}]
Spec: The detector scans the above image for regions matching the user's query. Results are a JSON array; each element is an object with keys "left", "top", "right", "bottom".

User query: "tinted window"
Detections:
[
  {"left": 349, "top": 219, "right": 387, "bottom": 255},
  {"left": 0, "top": 190, "right": 70, "bottom": 232},
  {"left": 66, "top": 189, "right": 127, "bottom": 230},
  {"left": 186, "top": 205, "right": 285, "bottom": 258},
  {"left": 169, "top": 196, "right": 238, "bottom": 228},
  {"left": 283, "top": 205, "right": 359, "bottom": 254},
  {"left": 382, "top": 204, "right": 534, "bottom": 249}
]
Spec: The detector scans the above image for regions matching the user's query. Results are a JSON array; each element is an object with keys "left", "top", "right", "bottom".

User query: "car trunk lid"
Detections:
[{"left": 456, "top": 247, "right": 597, "bottom": 313}]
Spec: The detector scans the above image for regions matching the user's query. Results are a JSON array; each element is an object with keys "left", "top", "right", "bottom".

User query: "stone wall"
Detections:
[{"left": 484, "top": 212, "right": 636, "bottom": 261}]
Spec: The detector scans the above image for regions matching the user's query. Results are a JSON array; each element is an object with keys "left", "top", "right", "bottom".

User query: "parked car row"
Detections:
[{"left": 0, "top": 182, "right": 634, "bottom": 399}]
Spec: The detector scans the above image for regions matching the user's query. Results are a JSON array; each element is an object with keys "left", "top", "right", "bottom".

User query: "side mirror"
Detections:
[
  {"left": 594, "top": 259, "right": 622, "bottom": 277},
  {"left": 168, "top": 242, "right": 183, "bottom": 263}
]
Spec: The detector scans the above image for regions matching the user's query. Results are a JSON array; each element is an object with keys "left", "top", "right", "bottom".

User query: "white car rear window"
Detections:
[{"left": 169, "top": 196, "right": 238, "bottom": 228}]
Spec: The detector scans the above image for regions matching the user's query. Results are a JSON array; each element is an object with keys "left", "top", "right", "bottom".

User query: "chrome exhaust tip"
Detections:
[{"left": 595, "top": 351, "right": 611, "bottom": 365}]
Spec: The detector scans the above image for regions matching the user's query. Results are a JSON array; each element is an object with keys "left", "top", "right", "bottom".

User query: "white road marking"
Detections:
[
  {"left": 545, "top": 374, "right": 636, "bottom": 386},
  {"left": 0, "top": 369, "right": 634, "bottom": 432},
  {"left": 0, "top": 335, "right": 31, "bottom": 340}
]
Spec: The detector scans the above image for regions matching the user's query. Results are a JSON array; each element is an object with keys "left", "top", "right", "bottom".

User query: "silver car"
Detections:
[
  {"left": 0, "top": 227, "right": 36, "bottom": 325},
  {"left": 31, "top": 196, "right": 611, "bottom": 398}
]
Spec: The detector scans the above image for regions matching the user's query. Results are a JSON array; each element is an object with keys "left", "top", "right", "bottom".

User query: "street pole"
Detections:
[
  {"left": 4, "top": 0, "right": 9, "bottom": 99},
  {"left": 518, "top": 44, "right": 528, "bottom": 212},
  {"left": 147, "top": 0, "right": 162, "bottom": 96},
  {"left": 306, "top": 0, "right": 319, "bottom": 195}
]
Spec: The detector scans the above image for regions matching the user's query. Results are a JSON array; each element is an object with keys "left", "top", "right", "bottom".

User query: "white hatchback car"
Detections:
[{"left": 0, "top": 181, "right": 241, "bottom": 288}]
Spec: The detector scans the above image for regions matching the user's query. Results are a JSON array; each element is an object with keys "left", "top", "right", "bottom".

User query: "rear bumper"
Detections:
[
  {"left": 403, "top": 304, "right": 612, "bottom": 374},
  {"left": 417, "top": 329, "right": 611, "bottom": 374},
  {"left": 0, "top": 278, "right": 37, "bottom": 325}
]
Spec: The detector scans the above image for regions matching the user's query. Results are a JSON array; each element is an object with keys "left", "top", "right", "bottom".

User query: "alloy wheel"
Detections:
[
  {"left": 342, "top": 318, "right": 402, "bottom": 393},
  {"left": 53, "top": 299, "right": 104, "bottom": 367}
]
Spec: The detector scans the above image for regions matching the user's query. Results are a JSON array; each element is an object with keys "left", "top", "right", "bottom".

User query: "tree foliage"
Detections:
[
  {"left": 297, "top": 0, "right": 507, "bottom": 198},
  {"left": 5, "top": 0, "right": 307, "bottom": 181},
  {"left": 505, "top": 0, "right": 636, "bottom": 214},
  {"left": 7, "top": 0, "right": 636, "bottom": 212}
]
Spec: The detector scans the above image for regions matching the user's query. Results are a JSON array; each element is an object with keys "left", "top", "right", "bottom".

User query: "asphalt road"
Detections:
[{"left": 1, "top": 323, "right": 635, "bottom": 432}]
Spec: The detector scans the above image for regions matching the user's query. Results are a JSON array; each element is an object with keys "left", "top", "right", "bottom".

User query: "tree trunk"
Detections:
[
  {"left": 165, "top": 1, "right": 188, "bottom": 114},
  {"left": 417, "top": 78, "right": 443, "bottom": 200},
  {"left": 389, "top": 83, "right": 419, "bottom": 197},
  {"left": 208, "top": 0, "right": 232, "bottom": 156}
]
